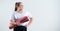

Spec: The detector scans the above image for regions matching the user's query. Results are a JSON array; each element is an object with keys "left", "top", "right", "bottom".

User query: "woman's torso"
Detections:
[{"left": 11, "top": 11, "right": 31, "bottom": 26}]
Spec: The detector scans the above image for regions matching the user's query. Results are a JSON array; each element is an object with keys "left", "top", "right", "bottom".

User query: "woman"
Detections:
[{"left": 9, "top": 2, "right": 32, "bottom": 31}]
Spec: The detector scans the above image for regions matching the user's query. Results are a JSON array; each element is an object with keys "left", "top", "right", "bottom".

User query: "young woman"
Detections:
[{"left": 9, "top": 2, "right": 32, "bottom": 31}]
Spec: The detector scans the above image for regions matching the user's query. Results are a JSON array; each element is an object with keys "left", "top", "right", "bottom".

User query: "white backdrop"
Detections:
[{"left": 0, "top": 0, "right": 60, "bottom": 31}]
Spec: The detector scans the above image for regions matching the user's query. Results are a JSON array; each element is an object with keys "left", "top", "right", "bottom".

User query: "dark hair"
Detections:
[{"left": 15, "top": 2, "right": 22, "bottom": 11}]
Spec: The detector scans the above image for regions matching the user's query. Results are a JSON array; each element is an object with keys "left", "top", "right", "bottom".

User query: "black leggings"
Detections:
[{"left": 13, "top": 26, "right": 27, "bottom": 31}]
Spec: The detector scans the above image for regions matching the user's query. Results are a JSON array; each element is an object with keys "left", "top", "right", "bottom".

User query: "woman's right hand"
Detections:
[
  {"left": 10, "top": 20, "right": 16, "bottom": 25},
  {"left": 10, "top": 22, "right": 16, "bottom": 25},
  {"left": 10, "top": 19, "right": 21, "bottom": 26}
]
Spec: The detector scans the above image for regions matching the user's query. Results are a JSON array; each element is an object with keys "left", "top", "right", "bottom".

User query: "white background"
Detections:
[{"left": 0, "top": 0, "right": 60, "bottom": 31}]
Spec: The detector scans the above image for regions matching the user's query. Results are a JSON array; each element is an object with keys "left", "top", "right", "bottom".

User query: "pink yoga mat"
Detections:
[{"left": 9, "top": 16, "right": 29, "bottom": 29}]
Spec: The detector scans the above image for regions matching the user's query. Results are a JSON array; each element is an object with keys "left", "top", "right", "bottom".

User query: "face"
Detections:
[{"left": 17, "top": 3, "right": 23, "bottom": 11}]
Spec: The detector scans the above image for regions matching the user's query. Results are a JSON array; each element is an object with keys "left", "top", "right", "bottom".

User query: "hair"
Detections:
[{"left": 15, "top": 2, "right": 22, "bottom": 11}]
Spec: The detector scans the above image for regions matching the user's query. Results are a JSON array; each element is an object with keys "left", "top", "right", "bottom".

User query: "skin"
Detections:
[{"left": 10, "top": 3, "right": 33, "bottom": 27}]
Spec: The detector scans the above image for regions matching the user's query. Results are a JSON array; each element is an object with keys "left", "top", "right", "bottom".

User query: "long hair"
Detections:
[{"left": 15, "top": 2, "right": 22, "bottom": 11}]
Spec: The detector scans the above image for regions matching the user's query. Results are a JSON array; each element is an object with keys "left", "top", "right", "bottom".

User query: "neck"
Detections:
[{"left": 17, "top": 9, "right": 23, "bottom": 14}]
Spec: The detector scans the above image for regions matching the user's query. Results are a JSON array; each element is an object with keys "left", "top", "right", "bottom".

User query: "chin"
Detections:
[{"left": 20, "top": 9, "right": 23, "bottom": 10}]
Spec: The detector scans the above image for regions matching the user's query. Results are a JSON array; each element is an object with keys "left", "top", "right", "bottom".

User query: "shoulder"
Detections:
[
  {"left": 24, "top": 11, "right": 32, "bottom": 17},
  {"left": 25, "top": 11, "right": 32, "bottom": 14},
  {"left": 12, "top": 11, "right": 17, "bottom": 15},
  {"left": 24, "top": 11, "right": 31, "bottom": 15}
]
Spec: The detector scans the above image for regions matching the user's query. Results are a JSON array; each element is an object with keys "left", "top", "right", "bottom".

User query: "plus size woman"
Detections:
[{"left": 9, "top": 2, "right": 33, "bottom": 31}]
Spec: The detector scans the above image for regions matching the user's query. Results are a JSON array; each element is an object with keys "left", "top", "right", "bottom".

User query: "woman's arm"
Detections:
[
  {"left": 10, "top": 19, "right": 21, "bottom": 26},
  {"left": 10, "top": 19, "right": 16, "bottom": 25},
  {"left": 26, "top": 17, "right": 33, "bottom": 27}
]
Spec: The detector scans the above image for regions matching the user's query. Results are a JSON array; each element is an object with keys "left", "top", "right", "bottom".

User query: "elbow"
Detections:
[{"left": 30, "top": 17, "right": 33, "bottom": 22}]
